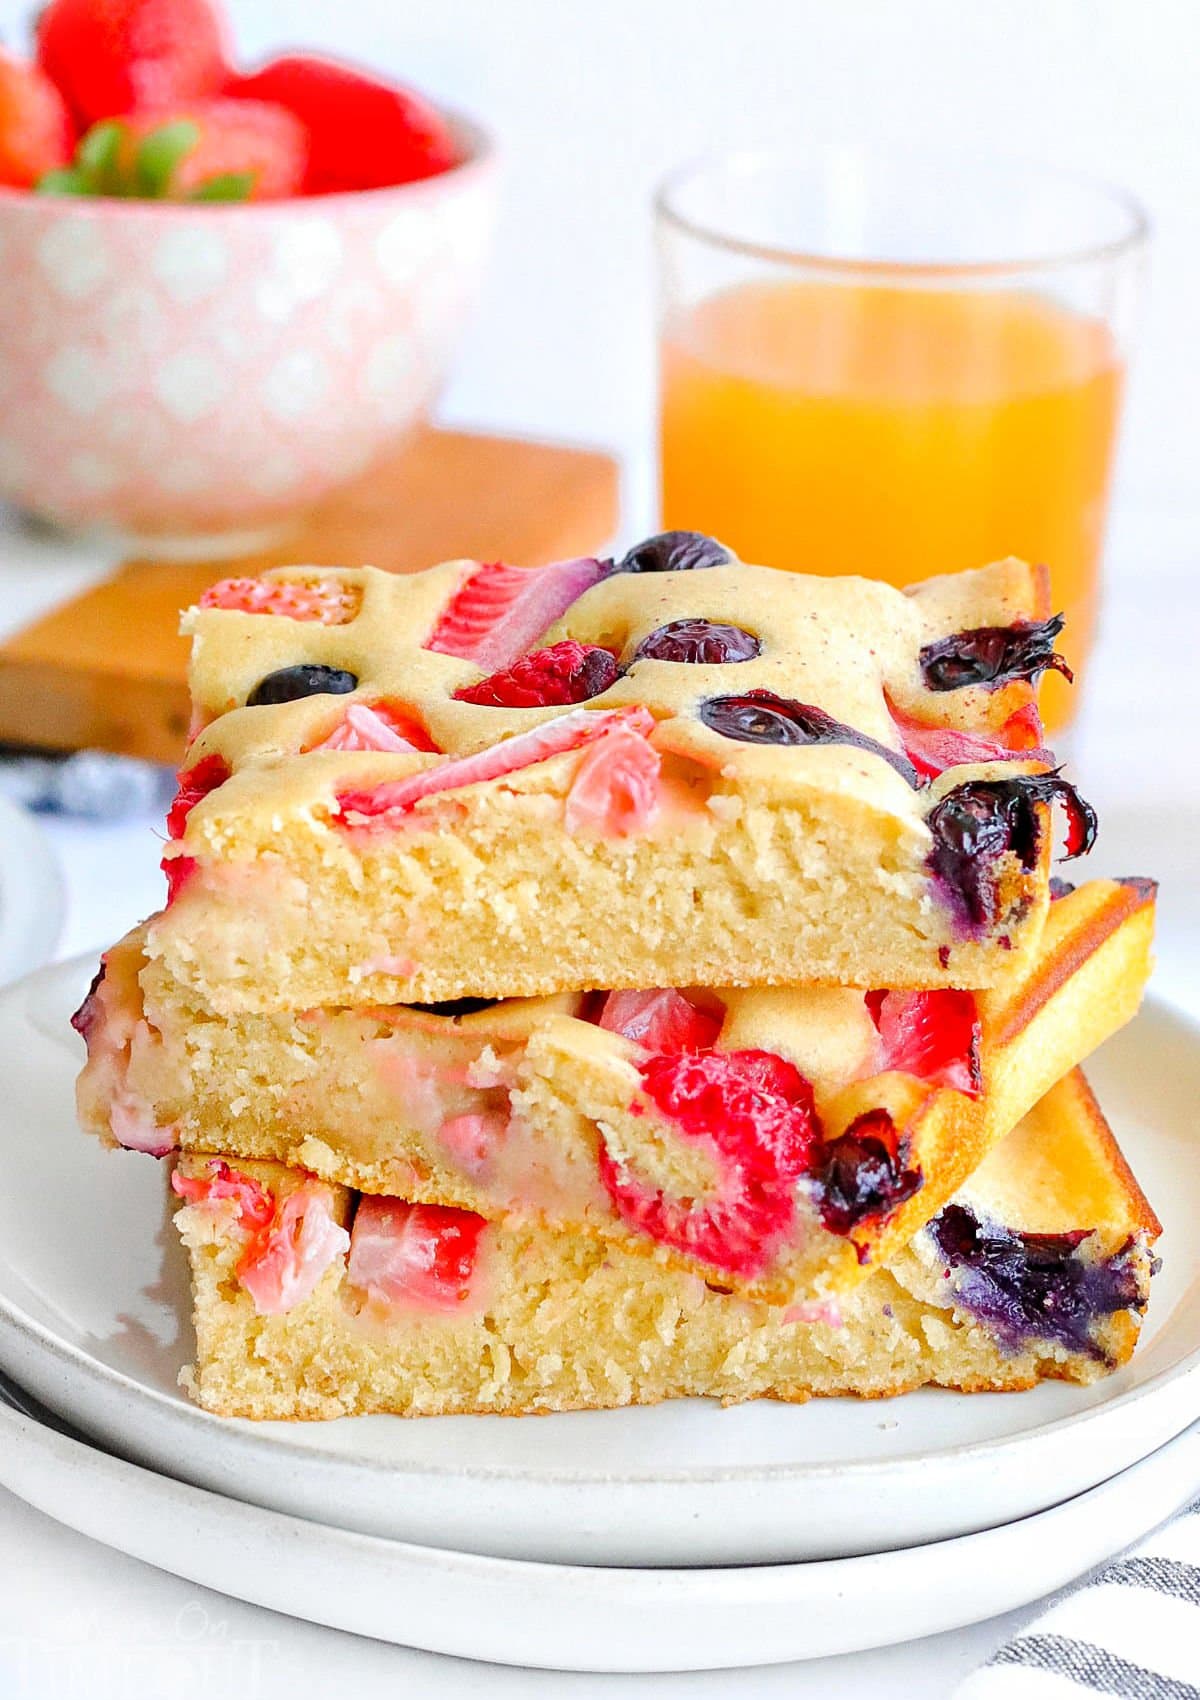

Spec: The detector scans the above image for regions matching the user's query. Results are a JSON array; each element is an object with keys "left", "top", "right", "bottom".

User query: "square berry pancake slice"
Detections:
[
  {"left": 171, "top": 1069, "right": 1159, "bottom": 1420},
  {"left": 77, "top": 878, "right": 1154, "bottom": 1305},
  {"left": 147, "top": 544, "right": 1092, "bottom": 1011}
]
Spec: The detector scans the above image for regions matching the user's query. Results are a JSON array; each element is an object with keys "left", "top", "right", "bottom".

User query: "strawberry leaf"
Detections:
[
  {"left": 76, "top": 120, "right": 123, "bottom": 191},
  {"left": 189, "top": 172, "right": 255, "bottom": 203},
  {"left": 134, "top": 121, "right": 200, "bottom": 198},
  {"left": 35, "top": 168, "right": 90, "bottom": 195}
]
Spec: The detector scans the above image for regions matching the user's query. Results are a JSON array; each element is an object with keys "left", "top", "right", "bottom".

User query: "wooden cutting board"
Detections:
[{"left": 0, "top": 428, "right": 619, "bottom": 765}]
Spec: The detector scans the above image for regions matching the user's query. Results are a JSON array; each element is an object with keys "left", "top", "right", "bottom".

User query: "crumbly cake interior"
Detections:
[
  {"left": 146, "top": 554, "right": 1071, "bottom": 1009},
  {"left": 174, "top": 1073, "right": 1160, "bottom": 1421},
  {"left": 78, "top": 877, "right": 1155, "bottom": 1304}
]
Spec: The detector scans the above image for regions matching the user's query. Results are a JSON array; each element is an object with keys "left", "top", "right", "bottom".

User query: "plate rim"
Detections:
[
  {"left": 1, "top": 957, "right": 1198, "bottom": 1490},
  {"left": 0, "top": 1389, "right": 1197, "bottom": 1672}
]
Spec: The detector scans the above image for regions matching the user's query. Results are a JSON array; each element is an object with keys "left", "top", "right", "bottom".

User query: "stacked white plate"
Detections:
[{"left": 1, "top": 955, "right": 1198, "bottom": 1672}]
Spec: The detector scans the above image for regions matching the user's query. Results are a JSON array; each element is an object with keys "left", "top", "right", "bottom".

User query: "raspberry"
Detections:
[
  {"left": 814, "top": 1109, "right": 923, "bottom": 1240},
  {"left": 36, "top": 0, "right": 228, "bottom": 129},
  {"left": 454, "top": 641, "right": 619, "bottom": 708},
  {"left": 199, "top": 576, "right": 360, "bottom": 624},
  {"left": 598, "top": 1049, "right": 819, "bottom": 1278},
  {"left": 867, "top": 989, "right": 981, "bottom": 1096},
  {"left": 166, "top": 752, "right": 229, "bottom": 839},
  {"left": 635, "top": 620, "right": 760, "bottom": 665},
  {"left": 0, "top": 51, "right": 73, "bottom": 187},
  {"left": 920, "top": 616, "right": 1072, "bottom": 692},
  {"left": 701, "top": 691, "right": 918, "bottom": 786}
]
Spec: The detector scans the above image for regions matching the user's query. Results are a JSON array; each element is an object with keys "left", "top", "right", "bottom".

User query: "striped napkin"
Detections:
[{"left": 956, "top": 1498, "right": 1200, "bottom": 1698}]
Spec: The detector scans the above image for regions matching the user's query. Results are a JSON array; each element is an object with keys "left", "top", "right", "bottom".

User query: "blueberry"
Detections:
[
  {"left": 247, "top": 664, "right": 358, "bottom": 707},
  {"left": 813, "top": 1111, "right": 923, "bottom": 1242},
  {"left": 926, "top": 773, "right": 1097, "bottom": 933},
  {"left": 700, "top": 691, "right": 918, "bottom": 786},
  {"left": 920, "top": 616, "right": 1072, "bottom": 692},
  {"left": 635, "top": 620, "right": 760, "bottom": 664},
  {"left": 616, "top": 531, "right": 733, "bottom": 574},
  {"left": 927, "top": 1204, "right": 1142, "bottom": 1360}
]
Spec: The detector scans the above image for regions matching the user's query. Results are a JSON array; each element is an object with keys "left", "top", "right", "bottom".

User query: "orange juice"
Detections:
[{"left": 660, "top": 281, "right": 1123, "bottom": 727}]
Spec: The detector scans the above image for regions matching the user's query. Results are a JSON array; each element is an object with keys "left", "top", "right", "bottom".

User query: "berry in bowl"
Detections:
[{"left": 0, "top": 0, "right": 497, "bottom": 553}]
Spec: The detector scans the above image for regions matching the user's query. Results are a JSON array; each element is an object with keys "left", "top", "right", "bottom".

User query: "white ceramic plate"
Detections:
[
  {"left": 0, "top": 1376, "right": 1197, "bottom": 1673},
  {"left": 0, "top": 796, "right": 63, "bottom": 984},
  {"left": 1, "top": 957, "right": 1198, "bottom": 1570}
]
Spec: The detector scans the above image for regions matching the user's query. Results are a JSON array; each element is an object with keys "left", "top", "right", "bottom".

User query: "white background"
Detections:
[{"left": 1, "top": 2, "right": 1199, "bottom": 1695}]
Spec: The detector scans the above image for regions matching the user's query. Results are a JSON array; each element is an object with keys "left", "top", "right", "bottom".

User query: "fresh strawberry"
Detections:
[
  {"left": 598, "top": 1049, "right": 819, "bottom": 1278},
  {"left": 336, "top": 706, "right": 655, "bottom": 825},
  {"left": 227, "top": 52, "right": 458, "bottom": 193},
  {"left": 40, "top": 100, "right": 305, "bottom": 199},
  {"left": 425, "top": 558, "right": 609, "bottom": 673},
  {"left": 0, "top": 51, "right": 73, "bottom": 187},
  {"left": 200, "top": 576, "right": 360, "bottom": 624},
  {"left": 166, "top": 752, "right": 229, "bottom": 839},
  {"left": 36, "top": 0, "right": 229, "bottom": 128},
  {"left": 308, "top": 702, "right": 440, "bottom": 755},
  {"left": 597, "top": 989, "right": 723, "bottom": 1052},
  {"left": 454, "top": 641, "right": 619, "bottom": 709},
  {"left": 889, "top": 697, "right": 1052, "bottom": 782},
  {"left": 563, "top": 722, "right": 661, "bottom": 837},
  {"left": 347, "top": 1197, "right": 486, "bottom": 1312},
  {"left": 866, "top": 989, "right": 982, "bottom": 1096}
]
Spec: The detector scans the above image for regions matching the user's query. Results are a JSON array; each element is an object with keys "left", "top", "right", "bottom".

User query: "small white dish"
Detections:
[
  {"left": 0, "top": 1378, "right": 1196, "bottom": 1672},
  {"left": 0, "top": 797, "right": 64, "bottom": 984},
  {"left": 0, "top": 957, "right": 1197, "bottom": 1570}
]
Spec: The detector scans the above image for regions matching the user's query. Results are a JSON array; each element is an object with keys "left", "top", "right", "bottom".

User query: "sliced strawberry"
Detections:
[
  {"left": 166, "top": 752, "right": 230, "bottom": 839},
  {"left": 199, "top": 576, "right": 360, "bottom": 624},
  {"left": 597, "top": 989, "right": 724, "bottom": 1052},
  {"left": 598, "top": 1049, "right": 819, "bottom": 1279},
  {"left": 889, "top": 697, "right": 1052, "bottom": 782},
  {"left": 435, "top": 1112, "right": 508, "bottom": 1179},
  {"left": 454, "top": 641, "right": 619, "bottom": 709},
  {"left": 564, "top": 722, "right": 661, "bottom": 837},
  {"left": 335, "top": 706, "right": 656, "bottom": 825},
  {"left": 347, "top": 1197, "right": 486, "bottom": 1312},
  {"left": 235, "top": 1185, "right": 350, "bottom": 1316},
  {"left": 866, "top": 989, "right": 982, "bottom": 1096},
  {"left": 425, "top": 558, "right": 609, "bottom": 673},
  {"left": 308, "top": 702, "right": 440, "bottom": 755},
  {"left": 171, "top": 1159, "right": 274, "bottom": 1233}
]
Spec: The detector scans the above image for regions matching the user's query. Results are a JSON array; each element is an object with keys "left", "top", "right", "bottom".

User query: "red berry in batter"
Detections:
[
  {"left": 455, "top": 641, "right": 619, "bottom": 708},
  {"left": 598, "top": 1049, "right": 819, "bottom": 1278}
]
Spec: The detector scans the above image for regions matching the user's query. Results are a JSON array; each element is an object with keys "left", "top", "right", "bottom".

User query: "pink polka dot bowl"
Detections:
[{"left": 0, "top": 113, "right": 496, "bottom": 555}]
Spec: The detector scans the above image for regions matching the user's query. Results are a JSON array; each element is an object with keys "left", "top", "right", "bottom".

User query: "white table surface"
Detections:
[{"left": 0, "top": 493, "right": 1197, "bottom": 1699}]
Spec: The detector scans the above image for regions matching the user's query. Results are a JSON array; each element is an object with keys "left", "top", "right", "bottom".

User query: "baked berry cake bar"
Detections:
[
  {"left": 147, "top": 538, "right": 1095, "bottom": 1010},
  {"left": 76, "top": 876, "right": 1155, "bottom": 1304},
  {"left": 173, "top": 1070, "right": 1160, "bottom": 1419}
]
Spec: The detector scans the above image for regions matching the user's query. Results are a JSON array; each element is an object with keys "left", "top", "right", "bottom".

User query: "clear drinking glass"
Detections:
[{"left": 657, "top": 146, "right": 1148, "bottom": 728}]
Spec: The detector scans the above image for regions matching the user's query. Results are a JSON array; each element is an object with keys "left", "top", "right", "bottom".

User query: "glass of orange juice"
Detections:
[{"left": 657, "top": 148, "right": 1148, "bottom": 727}]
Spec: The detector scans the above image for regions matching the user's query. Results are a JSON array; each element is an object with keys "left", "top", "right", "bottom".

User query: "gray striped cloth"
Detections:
[{"left": 956, "top": 1499, "right": 1200, "bottom": 1698}]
